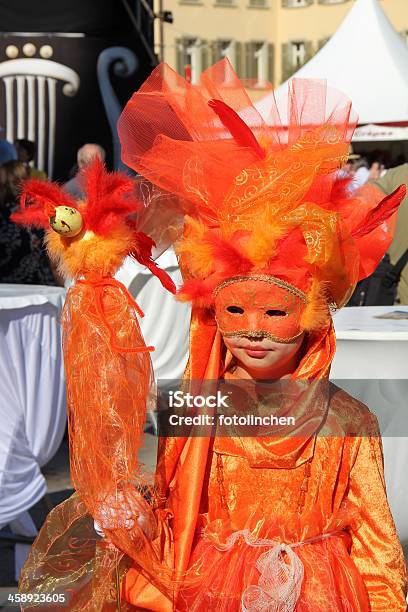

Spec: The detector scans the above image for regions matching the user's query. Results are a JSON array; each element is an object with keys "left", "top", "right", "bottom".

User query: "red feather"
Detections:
[
  {"left": 207, "top": 233, "right": 253, "bottom": 275},
  {"left": 208, "top": 99, "right": 265, "bottom": 160},
  {"left": 177, "top": 278, "right": 214, "bottom": 306},
  {"left": 83, "top": 160, "right": 141, "bottom": 234},
  {"left": 12, "top": 180, "right": 77, "bottom": 228},
  {"left": 352, "top": 185, "right": 406, "bottom": 238},
  {"left": 130, "top": 231, "right": 176, "bottom": 294},
  {"left": 11, "top": 206, "right": 50, "bottom": 228}
]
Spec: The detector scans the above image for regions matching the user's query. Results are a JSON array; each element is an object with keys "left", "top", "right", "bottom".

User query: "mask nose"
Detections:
[
  {"left": 247, "top": 311, "right": 264, "bottom": 333},
  {"left": 243, "top": 331, "right": 267, "bottom": 341},
  {"left": 243, "top": 313, "right": 267, "bottom": 340}
]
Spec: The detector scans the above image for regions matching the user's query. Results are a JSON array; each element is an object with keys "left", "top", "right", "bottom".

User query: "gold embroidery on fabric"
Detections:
[
  {"left": 216, "top": 453, "right": 229, "bottom": 514},
  {"left": 183, "top": 156, "right": 211, "bottom": 206},
  {"left": 297, "top": 459, "right": 312, "bottom": 515},
  {"left": 220, "top": 329, "right": 304, "bottom": 344},
  {"left": 213, "top": 275, "right": 308, "bottom": 303}
]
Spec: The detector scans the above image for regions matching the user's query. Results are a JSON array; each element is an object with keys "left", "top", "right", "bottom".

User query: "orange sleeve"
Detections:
[{"left": 347, "top": 425, "right": 407, "bottom": 611}]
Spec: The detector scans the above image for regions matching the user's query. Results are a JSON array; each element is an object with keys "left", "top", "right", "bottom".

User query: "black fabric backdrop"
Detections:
[
  {"left": 0, "top": 0, "right": 133, "bottom": 35},
  {"left": 0, "top": 1, "right": 156, "bottom": 180}
]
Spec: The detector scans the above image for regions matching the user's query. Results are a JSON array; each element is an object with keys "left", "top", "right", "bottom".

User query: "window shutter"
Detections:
[
  {"left": 201, "top": 39, "right": 210, "bottom": 71},
  {"left": 235, "top": 41, "right": 243, "bottom": 78},
  {"left": 176, "top": 38, "right": 184, "bottom": 75},
  {"left": 281, "top": 42, "right": 293, "bottom": 81},
  {"left": 211, "top": 40, "right": 223, "bottom": 64},
  {"left": 267, "top": 43, "right": 274, "bottom": 83},
  {"left": 304, "top": 40, "right": 314, "bottom": 63},
  {"left": 251, "top": 43, "right": 258, "bottom": 80},
  {"left": 244, "top": 42, "right": 253, "bottom": 79}
]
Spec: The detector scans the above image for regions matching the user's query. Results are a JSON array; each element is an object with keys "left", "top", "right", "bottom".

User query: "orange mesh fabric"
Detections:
[
  {"left": 63, "top": 280, "right": 153, "bottom": 523},
  {"left": 118, "top": 60, "right": 268, "bottom": 219}
]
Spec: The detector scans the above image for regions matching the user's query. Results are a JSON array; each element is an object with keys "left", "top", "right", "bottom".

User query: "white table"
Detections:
[
  {"left": 332, "top": 306, "right": 408, "bottom": 379},
  {"left": 0, "top": 284, "right": 66, "bottom": 577},
  {"left": 116, "top": 249, "right": 190, "bottom": 382},
  {"left": 332, "top": 306, "right": 408, "bottom": 544},
  {"left": 115, "top": 251, "right": 191, "bottom": 434}
]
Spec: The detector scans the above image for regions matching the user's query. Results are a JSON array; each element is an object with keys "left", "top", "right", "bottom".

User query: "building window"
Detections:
[
  {"left": 221, "top": 40, "right": 236, "bottom": 65},
  {"left": 215, "top": 0, "right": 235, "bottom": 6},
  {"left": 282, "top": 0, "right": 312, "bottom": 8},
  {"left": 281, "top": 40, "right": 313, "bottom": 80},
  {"left": 211, "top": 40, "right": 243, "bottom": 77},
  {"left": 318, "top": 0, "right": 347, "bottom": 4},
  {"left": 291, "top": 41, "right": 306, "bottom": 66},
  {"left": 245, "top": 41, "right": 274, "bottom": 87},
  {"left": 249, "top": 0, "right": 268, "bottom": 7},
  {"left": 176, "top": 37, "right": 209, "bottom": 83}
]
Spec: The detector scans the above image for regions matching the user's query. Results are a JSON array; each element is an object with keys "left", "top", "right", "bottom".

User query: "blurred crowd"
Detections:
[
  {"left": 0, "top": 139, "right": 105, "bottom": 287},
  {"left": 340, "top": 148, "right": 405, "bottom": 191}
]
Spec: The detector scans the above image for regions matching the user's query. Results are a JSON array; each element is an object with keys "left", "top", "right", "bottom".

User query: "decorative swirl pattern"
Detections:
[{"left": 183, "top": 156, "right": 211, "bottom": 206}]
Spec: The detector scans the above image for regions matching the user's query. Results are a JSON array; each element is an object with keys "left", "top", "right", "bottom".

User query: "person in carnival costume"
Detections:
[
  {"left": 16, "top": 60, "right": 407, "bottom": 611},
  {"left": 116, "top": 60, "right": 407, "bottom": 611}
]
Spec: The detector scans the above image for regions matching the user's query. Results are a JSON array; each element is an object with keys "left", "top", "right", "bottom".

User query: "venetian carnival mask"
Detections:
[{"left": 214, "top": 276, "right": 308, "bottom": 344}]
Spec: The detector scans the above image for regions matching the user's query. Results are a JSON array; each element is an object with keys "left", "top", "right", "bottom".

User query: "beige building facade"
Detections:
[{"left": 155, "top": 0, "right": 408, "bottom": 98}]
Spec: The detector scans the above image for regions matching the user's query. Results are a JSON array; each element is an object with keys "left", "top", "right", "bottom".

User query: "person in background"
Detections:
[
  {"left": 368, "top": 162, "right": 408, "bottom": 304},
  {"left": 0, "top": 139, "right": 17, "bottom": 165},
  {"left": 338, "top": 147, "right": 360, "bottom": 179},
  {"left": 353, "top": 157, "right": 370, "bottom": 187},
  {"left": 63, "top": 143, "right": 106, "bottom": 198},
  {"left": 15, "top": 138, "right": 47, "bottom": 179},
  {"left": 350, "top": 157, "right": 383, "bottom": 192},
  {"left": 0, "top": 161, "right": 61, "bottom": 285}
]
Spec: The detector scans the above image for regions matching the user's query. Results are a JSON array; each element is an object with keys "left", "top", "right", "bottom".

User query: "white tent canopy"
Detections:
[
  {"left": 353, "top": 124, "right": 408, "bottom": 142},
  {"left": 255, "top": 0, "right": 408, "bottom": 126}
]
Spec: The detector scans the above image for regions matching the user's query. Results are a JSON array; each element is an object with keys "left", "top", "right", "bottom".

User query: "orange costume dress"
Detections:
[
  {"left": 118, "top": 60, "right": 407, "bottom": 611},
  {"left": 16, "top": 61, "right": 407, "bottom": 611}
]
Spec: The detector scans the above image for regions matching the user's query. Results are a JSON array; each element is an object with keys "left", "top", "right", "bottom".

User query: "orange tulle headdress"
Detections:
[{"left": 118, "top": 59, "right": 405, "bottom": 336}]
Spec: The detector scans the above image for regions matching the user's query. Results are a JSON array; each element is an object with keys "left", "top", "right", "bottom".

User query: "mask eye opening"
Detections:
[
  {"left": 265, "top": 309, "right": 287, "bottom": 317},
  {"left": 226, "top": 305, "right": 244, "bottom": 314}
]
